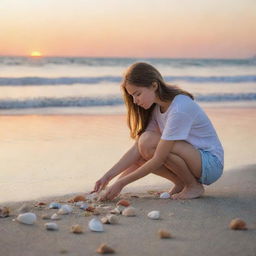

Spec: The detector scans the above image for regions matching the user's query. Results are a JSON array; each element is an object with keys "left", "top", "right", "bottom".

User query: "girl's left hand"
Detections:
[{"left": 100, "top": 181, "right": 124, "bottom": 201}]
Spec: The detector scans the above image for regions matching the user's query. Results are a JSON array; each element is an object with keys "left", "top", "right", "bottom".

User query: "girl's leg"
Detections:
[
  {"left": 138, "top": 131, "right": 204, "bottom": 199},
  {"left": 118, "top": 157, "right": 184, "bottom": 195}
]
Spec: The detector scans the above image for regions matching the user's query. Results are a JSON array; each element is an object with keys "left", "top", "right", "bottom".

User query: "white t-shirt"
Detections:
[{"left": 146, "top": 94, "right": 224, "bottom": 166}]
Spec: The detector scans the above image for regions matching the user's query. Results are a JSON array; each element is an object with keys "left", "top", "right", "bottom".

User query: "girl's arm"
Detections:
[
  {"left": 104, "top": 141, "right": 141, "bottom": 180},
  {"left": 101, "top": 139, "right": 174, "bottom": 200}
]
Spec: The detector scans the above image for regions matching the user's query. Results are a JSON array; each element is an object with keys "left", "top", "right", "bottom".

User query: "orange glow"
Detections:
[{"left": 30, "top": 51, "right": 42, "bottom": 57}]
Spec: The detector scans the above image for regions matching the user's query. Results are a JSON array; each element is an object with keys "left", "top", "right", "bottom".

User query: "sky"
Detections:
[{"left": 0, "top": 0, "right": 255, "bottom": 58}]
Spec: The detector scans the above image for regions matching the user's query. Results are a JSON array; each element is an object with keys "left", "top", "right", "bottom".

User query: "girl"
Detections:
[{"left": 92, "top": 62, "right": 224, "bottom": 200}]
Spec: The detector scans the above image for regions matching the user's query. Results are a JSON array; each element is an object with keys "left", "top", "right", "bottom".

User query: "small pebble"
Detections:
[
  {"left": 45, "top": 222, "right": 58, "bottom": 231},
  {"left": 49, "top": 202, "right": 62, "bottom": 209},
  {"left": 88, "top": 217, "right": 104, "bottom": 232},
  {"left": 17, "top": 212, "right": 37, "bottom": 225},
  {"left": 51, "top": 213, "right": 61, "bottom": 220}
]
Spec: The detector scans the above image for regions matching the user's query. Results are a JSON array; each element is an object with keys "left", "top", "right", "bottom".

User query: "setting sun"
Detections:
[{"left": 30, "top": 51, "right": 42, "bottom": 57}]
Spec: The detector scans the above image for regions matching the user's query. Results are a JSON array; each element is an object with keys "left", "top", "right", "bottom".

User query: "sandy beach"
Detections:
[{"left": 0, "top": 164, "right": 256, "bottom": 256}]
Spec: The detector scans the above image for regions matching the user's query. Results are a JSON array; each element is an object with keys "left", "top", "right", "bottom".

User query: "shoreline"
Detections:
[{"left": 1, "top": 164, "right": 256, "bottom": 256}]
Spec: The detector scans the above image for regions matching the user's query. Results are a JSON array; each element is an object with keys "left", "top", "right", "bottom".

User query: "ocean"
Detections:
[{"left": 1, "top": 56, "right": 256, "bottom": 114}]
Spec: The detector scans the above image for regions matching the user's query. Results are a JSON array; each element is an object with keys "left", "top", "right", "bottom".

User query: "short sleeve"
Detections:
[{"left": 161, "top": 111, "right": 193, "bottom": 141}]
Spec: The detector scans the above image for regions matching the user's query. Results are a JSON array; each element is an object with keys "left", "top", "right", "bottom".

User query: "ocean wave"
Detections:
[
  {"left": 0, "top": 93, "right": 255, "bottom": 109},
  {"left": 0, "top": 75, "right": 256, "bottom": 86}
]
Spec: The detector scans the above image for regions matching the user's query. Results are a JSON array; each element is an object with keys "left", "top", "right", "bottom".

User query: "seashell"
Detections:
[
  {"left": 0, "top": 207, "right": 10, "bottom": 218},
  {"left": 41, "top": 214, "right": 51, "bottom": 220},
  {"left": 45, "top": 222, "right": 58, "bottom": 231},
  {"left": 147, "top": 210, "right": 160, "bottom": 220},
  {"left": 38, "top": 202, "right": 46, "bottom": 206},
  {"left": 116, "top": 205, "right": 126, "bottom": 213},
  {"left": 107, "top": 214, "right": 119, "bottom": 224},
  {"left": 159, "top": 192, "right": 171, "bottom": 199},
  {"left": 96, "top": 243, "right": 115, "bottom": 254},
  {"left": 58, "top": 205, "right": 73, "bottom": 215},
  {"left": 229, "top": 218, "right": 247, "bottom": 230},
  {"left": 17, "top": 204, "right": 31, "bottom": 214},
  {"left": 86, "top": 206, "right": 95, "bottom": 212},
  {"left": 71, "top": 224, "right": 83, "bottom": 234},
  {"left": 158, "top": 229, "right": 172, "bottom": 239},
  {"left": 73, "top": 195, "right": 86, "bottom": 202},
  {"left": 51, "top": 213, "right": 61, "bottom": 220},
  {"left": 122, "top": 207, "right": 136, "bottom": 217},
  {"left": 116, "top": 199, "right": 130, "bottom": 207},
  {"left": 17, "top": 212, "right": 37, "bottom": 225},
  {"left": 88, "top": 217, "right": 104, "bottom": 232},
  {"left": 49, "top": 202, "right": 62, "bottom": 209},
  {"left": 101, "top": 216, "right": 110, "bottom": 224},
  {"left": 110, "top": 208, "right": 121, "bottom": 215}
]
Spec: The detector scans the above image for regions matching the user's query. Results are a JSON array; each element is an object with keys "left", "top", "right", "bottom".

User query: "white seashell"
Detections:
[
  {"left": 58, "top": 205, "right": 73, "bottom": 215},
  {"left": 45, "top": 222, "right": 58, "bottom": 231},
  {"left": 49, "top": 202, "right": 62, "bottom": 209},
  {"left": 17, "top": 212, "right": 37, "bottom": 225},
  {"left": 160, "top": 192, "right": 171, "bottom": 199},
  {"left": 17, "top": 204, "right": 31, "bottom": 214},
  {"left": 51, "top": 213, "right": 61, "bottom": 220},
  {"left": 147, "top": 210, "right": 160, "bottom": 220},
  {"left": 122, "top": 207, "right": 136, "bottom": 217},
  {"left": 107, "top": 214, "right": 119, "bottom": 224},
  {"left": 88, "top": 217, "right": 104, "bottom": 232}
]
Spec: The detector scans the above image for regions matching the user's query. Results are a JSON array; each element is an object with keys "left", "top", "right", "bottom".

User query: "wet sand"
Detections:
[{"left": 0, "top": 107, "right": 256, "bottom": 203}]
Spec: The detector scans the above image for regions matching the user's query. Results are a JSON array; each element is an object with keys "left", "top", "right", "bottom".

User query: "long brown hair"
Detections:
[{"left": 121, "top": 62, "right": 194, "bottom": 139}]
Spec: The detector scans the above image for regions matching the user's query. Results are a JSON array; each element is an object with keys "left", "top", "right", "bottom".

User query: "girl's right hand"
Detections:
[{"left": 91, "top": 175, "right": 111, "bottom": 193}]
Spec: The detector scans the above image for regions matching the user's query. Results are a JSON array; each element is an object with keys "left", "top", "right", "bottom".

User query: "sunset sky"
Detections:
[{"left": 0, "top": 0, "right": 255, "bottom": 58}]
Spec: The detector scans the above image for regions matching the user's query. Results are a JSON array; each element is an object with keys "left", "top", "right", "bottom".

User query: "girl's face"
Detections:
[{"left": 125, "top": 83, "right": 157, "bottom": 109}]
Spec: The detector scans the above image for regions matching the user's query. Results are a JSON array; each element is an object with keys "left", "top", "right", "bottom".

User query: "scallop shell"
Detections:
[
  {"left": 122, "top": 207, "right": 136, "bottom": 217},
  {"left": 96, "top": 243, "right": 115, "bottom": 254},
  {"left": 58, "top": 205, "right": 73, "bottom": 215},
  {"left": 88, "top": 217, "right": 104, "bottom": 232},
  {"left": 71, "top": 224, "right": 83, "bottom": 234},
  {"left": 51, "top": 213, "right": 61, "bottom": 220},
  {"left": 107, "top": 214, "right": 119, "bottom": 224},
  {"left": 49, "top": 202, "right": 62, "bottom": 209},
  {"left": 229, "top": 218, "right": 247, "bottom": 230},
  {"left": 159, "top": 192, "right": 171, "bottom": 199},
  {"left": 0, "top": 207, "right": 10, "bottom": 218},
  {"left": 17, "top": 212, "right": 37, "bottom": 225},
  {"left": 158, "top": 229, "right": 172, "bottom": 238},
  {"left": 116, "top": 199, "right": 130, "bottom": 207},
  {"left": 147, "top": 210, "right": 160, "bottom": 220},
  {"left": 45, "top": 222, "right": 58, "bottom": 231}
]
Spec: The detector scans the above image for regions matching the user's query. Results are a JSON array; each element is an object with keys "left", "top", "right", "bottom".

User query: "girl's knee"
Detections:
[{"left": 138, "top": 131, "right": 160, "bottom": 160}]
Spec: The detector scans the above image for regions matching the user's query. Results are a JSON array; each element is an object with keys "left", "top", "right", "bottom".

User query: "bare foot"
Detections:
[
  {"left": 172, "top": 183, "right": 204, "bottom": 200},
  {"left": 168, "top": 184, "right": 184, "bottom": 196}
]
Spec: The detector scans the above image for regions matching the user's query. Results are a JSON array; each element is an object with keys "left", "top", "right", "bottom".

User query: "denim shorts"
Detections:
[{"left": 198, "top": 149, "right": 223, "bottom": 185}]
